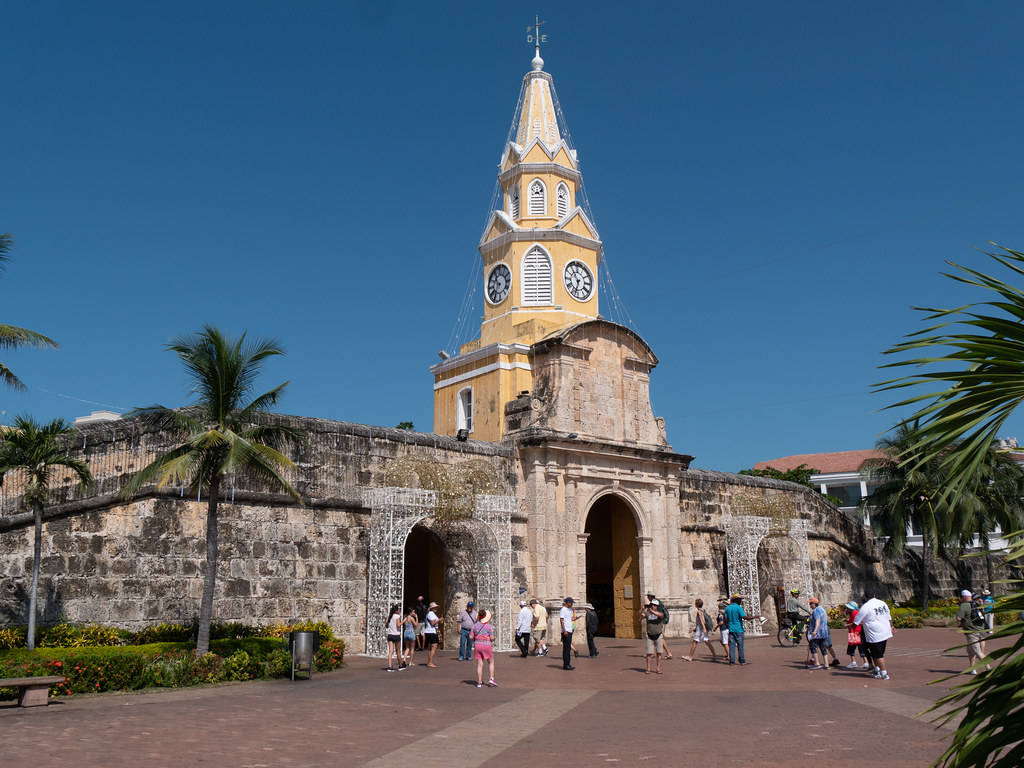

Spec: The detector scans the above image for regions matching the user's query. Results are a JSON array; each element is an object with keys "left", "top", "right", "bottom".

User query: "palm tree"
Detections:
[
  {"left": 0, "top": 234, "right": 58, "bottom": 390},
  {"left": 0, "top": 417, "right": 92, "bottom": 649},
  {"left": 947, "top": 447, "right": 1024, "bottom": 590},
  {"left": 878, "top": 244, "right": 1024, "bottom": 768},
  {"left": 863, "top": 423, "right": 950, "bottom": 610},
  {"left": 878, "top": 244, "right": 1024, "bottom": 498},
  {"left": 123, "top": 326, "right": 304, "bottom": 654}
]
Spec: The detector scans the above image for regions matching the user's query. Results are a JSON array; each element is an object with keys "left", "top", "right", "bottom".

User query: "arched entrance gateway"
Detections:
[
  {"left": 364, "top": 487, "right": 515, "bottom": 657},
  {"left": 723, "top": 514, "right": 811, "bottom": 636},
  {"left": 584, "top": 494, "right": 642, "bottom": 638},
  {"left": 403, "top": 524, "right": 446, "bottom": 617}
]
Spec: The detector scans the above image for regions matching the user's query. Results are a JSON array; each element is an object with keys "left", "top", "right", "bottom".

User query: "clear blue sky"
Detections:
[{"left": 4, "top": 2, "right": 1024, "bottom": 471}]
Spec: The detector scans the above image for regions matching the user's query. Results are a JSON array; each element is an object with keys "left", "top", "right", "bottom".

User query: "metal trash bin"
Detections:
[{"left": 287, "top": 631, "right": 319, "bottom": 680}]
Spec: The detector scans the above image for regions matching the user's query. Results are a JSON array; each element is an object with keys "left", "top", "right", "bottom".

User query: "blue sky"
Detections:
[{"left": 3, "top": 2, "right": 1024, "bottom": 471}]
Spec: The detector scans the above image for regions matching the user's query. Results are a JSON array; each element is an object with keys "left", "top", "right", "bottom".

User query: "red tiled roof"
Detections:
[{"left": 752, "top": 449, "right": 886, "bottom": 474}]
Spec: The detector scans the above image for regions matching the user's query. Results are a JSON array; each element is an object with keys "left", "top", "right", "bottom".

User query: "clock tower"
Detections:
[{"left": 432, "top": 47, "right": 603, "bottom": 442}]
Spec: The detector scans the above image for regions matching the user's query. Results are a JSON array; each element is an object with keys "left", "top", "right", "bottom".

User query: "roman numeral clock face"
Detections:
[
  {"left": 563, "top": 260, "right": 594, "bottom": 301},
  {"left": 487, "top": 263, "right": 511, "bottom": 304}
]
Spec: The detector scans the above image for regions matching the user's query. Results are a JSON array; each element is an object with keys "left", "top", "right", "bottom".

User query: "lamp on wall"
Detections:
[{"left": 456, "top": 429, "right": 469, "bottom": 442}]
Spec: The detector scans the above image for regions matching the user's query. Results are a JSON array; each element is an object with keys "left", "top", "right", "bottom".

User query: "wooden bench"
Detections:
[{"left": 0, "top": 676, "right": 66, "bottom": 707}]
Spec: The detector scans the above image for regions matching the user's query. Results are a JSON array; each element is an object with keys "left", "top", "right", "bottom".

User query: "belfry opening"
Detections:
[
  {"left": 584, "top": 495, "right": 642, "bottom": 638},
  {"left": 403, "top": 524, "right": 446, "bottom": 615}
]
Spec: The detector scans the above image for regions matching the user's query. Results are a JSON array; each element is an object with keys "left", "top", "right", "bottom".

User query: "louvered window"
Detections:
[
  {"left": 556, "top": 183, "right": 570, "bottom": 218},
  {"left": 521, "top": 246, "right": 553, "bottom": 305},
  {"left": 510, "top": 185, "right": 520, "bottom": 219},
  {"left": 528, "top": 179, "right": 546, "bottom": 216},
  {"left": 457, "top": 387, "right": 473, "bottom": 433}
]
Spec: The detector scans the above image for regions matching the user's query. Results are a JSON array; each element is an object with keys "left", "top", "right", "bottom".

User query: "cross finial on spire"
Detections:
[{"left": 527, "top": 14, "right": 547, "bottom": 71}]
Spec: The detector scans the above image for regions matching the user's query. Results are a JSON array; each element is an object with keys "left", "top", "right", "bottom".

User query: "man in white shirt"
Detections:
[
  {"left": 854, "top": 591, "right": 895, "bottom": 680},
  {"left": 559, "top": 597, "right": 576, "bottom": 670},
  {"left": 515, "top": 600, "right": 534, "bottom": 657},
  {"left": 530, "top": 599, "right": 548, "bottom": 656},
  {"left": 424, "top": 601, "right": 441, "bottom": 668}
]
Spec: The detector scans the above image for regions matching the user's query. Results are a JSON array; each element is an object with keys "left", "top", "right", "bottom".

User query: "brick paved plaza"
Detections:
[{"left": 1, "top": 628, "right": 978, "bottom": 767}]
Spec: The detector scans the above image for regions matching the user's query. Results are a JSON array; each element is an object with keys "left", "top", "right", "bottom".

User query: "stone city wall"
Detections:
[{"left": 0, "top": 415, "right": 515, "bottom": 653}]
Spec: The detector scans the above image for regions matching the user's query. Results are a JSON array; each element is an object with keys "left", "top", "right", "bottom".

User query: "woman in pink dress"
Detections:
[{"left": 470, "top": 609, "right": 497, "bottom": 688}]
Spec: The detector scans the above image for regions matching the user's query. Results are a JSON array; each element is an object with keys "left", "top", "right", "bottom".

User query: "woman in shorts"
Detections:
[
  {"left": 385, "top": 603, "right": 404, "bottom": 671},
  {"left": 401, "top": 605, "right": 418, "bottom": 666},
  {"left": 471, "top": 609, "right": 497, "bottom": 687},
  {"left": 684, "top": 598, "right": 719, "bottom": 661}
]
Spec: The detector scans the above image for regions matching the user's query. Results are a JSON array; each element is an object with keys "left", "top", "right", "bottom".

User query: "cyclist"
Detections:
[{"left": 786, "top": 588, "right": 811, "bottom": 632}]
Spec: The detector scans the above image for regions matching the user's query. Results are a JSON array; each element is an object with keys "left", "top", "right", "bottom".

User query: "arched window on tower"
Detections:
[
  {"left": 556, "top": 182, "right": 570, "bottom": 218},
  {"left": 528, "top": 179, "right": 546, "bottom": 216},
  {"left": 457, "top": 386, "right": 473, "bottom": 433},
  {"left": 521, "top": 245, "right": 553, "bottom": 305},
  {"left": 509, "top": 185, "right": 520, "bottom": 219}
]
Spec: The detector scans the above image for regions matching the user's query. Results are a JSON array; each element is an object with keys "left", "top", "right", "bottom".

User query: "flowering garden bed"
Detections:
[{"left": 0, "top": 623, "right": 344, "bottom": 701}]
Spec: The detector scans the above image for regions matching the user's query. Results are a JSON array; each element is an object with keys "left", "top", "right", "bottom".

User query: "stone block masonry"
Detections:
[{"left": 0, "top": 414, "right": 513, "bottom": 653}]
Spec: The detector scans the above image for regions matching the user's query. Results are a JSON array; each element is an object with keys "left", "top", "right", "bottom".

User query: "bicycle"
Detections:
[{"left": 777, "top": 615, "right": 810, "bottom": 647}]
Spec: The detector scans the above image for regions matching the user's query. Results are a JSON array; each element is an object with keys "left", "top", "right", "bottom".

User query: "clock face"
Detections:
[
  {"left": 563, "top": 260, "right": 594, "bottom": 301},
  {"left": 487, "top": 263, "right": 511, "bottom": 304}
]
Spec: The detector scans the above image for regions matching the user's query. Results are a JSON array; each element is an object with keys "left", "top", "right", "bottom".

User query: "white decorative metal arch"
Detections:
[
  {"left": 364, "top": 488, "right": 515, "bottom": 657},
  {"left": 723, "top": 516, "right": 812, "bottom": 637}
]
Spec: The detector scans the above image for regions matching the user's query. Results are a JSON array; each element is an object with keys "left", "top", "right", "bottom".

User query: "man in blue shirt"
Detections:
[
  {"left": 807, "top": 597, "right": 839, "bottom": 669},
  {"left": 724, "top": 594, "right": 747, "bottom": 665}
]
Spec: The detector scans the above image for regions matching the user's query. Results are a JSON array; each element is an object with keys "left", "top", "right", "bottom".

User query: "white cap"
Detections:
[
  {"left": 520, "top": 600, "right": 527, "bottom": 606},
  {"left": 961, "top": 589, "right": 972, "bottom": 598}
]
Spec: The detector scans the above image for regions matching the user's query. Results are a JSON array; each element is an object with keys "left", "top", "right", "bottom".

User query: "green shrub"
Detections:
[
  {"left": 210, "top": 623, "right": 261, "bottom": 640},
  {"left": 222, "top": 650, "right": 255, "bottom": 681},
  {"left": 37, "top": 622, "right": 82, "bottom": 647},
  {"left": 892, "top": 607, "right": 924, "bottom": 628},
  {"left": 130, "top": 622, "right": 194, "bottom": 644},
  {"left": 0, "top": 626, "right": 26, "bottom": 650},
  {"left": 261, "top": 648, "right": 292, "bottom": 678},
  {"left": 315, "top": 638, "right": 345, "bottom": 670}
]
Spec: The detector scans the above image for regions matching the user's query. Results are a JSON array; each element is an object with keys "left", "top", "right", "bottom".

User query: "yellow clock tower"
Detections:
[{"left": 432, "top": 45, "right": 603, "bottom": 441}]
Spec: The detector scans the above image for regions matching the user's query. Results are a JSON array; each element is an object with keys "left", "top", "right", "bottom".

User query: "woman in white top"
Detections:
[{"left": 386, "top": 603, "right": 404, "bottom": 671}]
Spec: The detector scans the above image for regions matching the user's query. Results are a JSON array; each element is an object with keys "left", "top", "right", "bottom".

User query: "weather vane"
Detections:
[{"left": 527, "top": 14, "right": 547, "bottom": 55}]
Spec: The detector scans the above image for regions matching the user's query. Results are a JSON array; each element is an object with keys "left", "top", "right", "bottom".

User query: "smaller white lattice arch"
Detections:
[
  {"left": 509, "top": 185, "right": 520, "bottom": 219},
  {"left": 556, "top": 182, "right": 570, "bottom": 218},
  {"left": 527, "top": 178, "right": 546, "bottom": 216},
  {"left": 520, "top": 244, "right": 553, "bottom": 305}
]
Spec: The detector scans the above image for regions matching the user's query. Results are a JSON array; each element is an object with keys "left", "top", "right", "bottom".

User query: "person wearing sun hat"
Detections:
[
  {"left": 471, "top": 609, "right": 498, "bottom": 687},
  {"left": 843, "top": 601, "right": 868, "bottom": 669},
  {"left": 424, "top": 601, "right": 441, "bottom": 668},
  {"left": 724, "top": 594, "right": 747, "bottom": 665}
]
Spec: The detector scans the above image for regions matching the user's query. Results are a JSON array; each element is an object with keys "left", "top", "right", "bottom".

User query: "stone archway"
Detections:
[
  {"left": 364, "top": 488, "right": 515, "bottom": 657},
  {"left": 724, "top": 516, "right": 811, "bottom": 636},
  {"left": 583, "top": 494, "right": 642, "bottom": 638}
]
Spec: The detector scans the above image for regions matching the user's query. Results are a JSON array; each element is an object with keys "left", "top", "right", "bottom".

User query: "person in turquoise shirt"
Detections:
[{"left": 724, "top": 594, "right": 747, "bottom": 665}]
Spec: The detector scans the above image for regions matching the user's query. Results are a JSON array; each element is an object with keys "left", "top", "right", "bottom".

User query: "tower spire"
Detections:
[{"left": 528, "top": 14, "right": 546, "bottom": 71}]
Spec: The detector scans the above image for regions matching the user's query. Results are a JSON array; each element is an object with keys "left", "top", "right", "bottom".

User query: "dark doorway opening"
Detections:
[
  {"left": 404, "top": 524, "right": 446, "bottom": 617},
  {"left": 585, "top": 495, "right": 641, "bottom": 638}
]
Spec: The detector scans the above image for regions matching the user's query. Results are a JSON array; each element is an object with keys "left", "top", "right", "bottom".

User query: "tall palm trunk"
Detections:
[
  {"left": 196, "top": 473, "right": 221, "bottom": 655},
  {"left": 27, "top": 504, "right": 42, "bottom": 650},
  {"left": 983, "top": 537, "right": 994, "bottom": 593},
  {"left": 921, "top": 526, "right": 931, "bottom": 611}
]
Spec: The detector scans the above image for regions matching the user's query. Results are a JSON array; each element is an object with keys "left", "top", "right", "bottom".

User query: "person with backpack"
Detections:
[
  {"left": 645, "top": 592, "right": 673, "bottom": 659},
  {"left": 684, "top": 598, "right": 719, "bottom": 662},
  {"left": 956, "top": 590, "right": 990, "bottom": 674},
  {"left": 639, "top": 596, "right": 666, "bottom": 674}
]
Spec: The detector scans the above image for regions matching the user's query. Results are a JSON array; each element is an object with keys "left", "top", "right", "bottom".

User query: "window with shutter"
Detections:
[
  {"left": 556, "top": 183, "right": 569, "bottom": 218},
  {"left": 528, "top": 179, "right": 546, "bottom": 216},
  {"left": 510, "top": 185, "right": 520, "bottom": 219},
  {"left": 521, "top": 246, "right": 553, "bottom": 305},
  {"left": 457, "top": 387, "right": 473, "bottom": 432}
]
